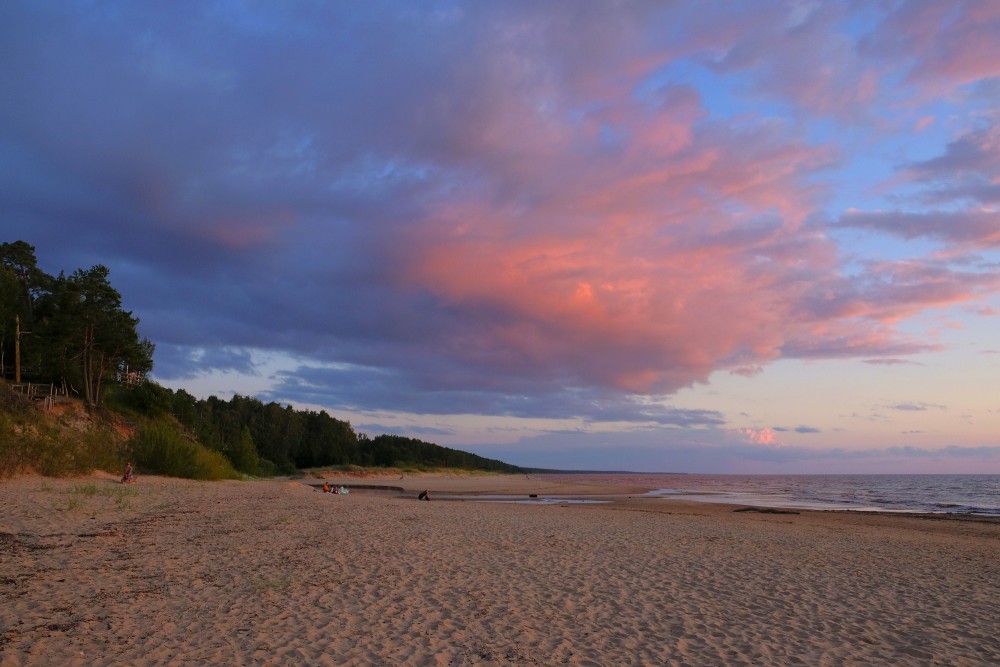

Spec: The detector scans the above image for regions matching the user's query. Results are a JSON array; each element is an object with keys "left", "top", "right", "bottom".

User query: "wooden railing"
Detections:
[
  {"left": 10, "top": 382, "right": 66, "bottom": 410},
  {"left": 11, "top": 382, "right": 55, "bottom": 398}
]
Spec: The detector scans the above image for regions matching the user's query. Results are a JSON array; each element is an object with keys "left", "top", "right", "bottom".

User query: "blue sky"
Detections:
[{"left": 2, "top": 1, "right": 998, "bottom": 472}]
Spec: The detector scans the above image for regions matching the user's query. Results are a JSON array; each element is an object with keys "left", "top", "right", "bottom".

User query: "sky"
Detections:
[{"left": 2, "top": 1, "right": 999, "bottom": 473}]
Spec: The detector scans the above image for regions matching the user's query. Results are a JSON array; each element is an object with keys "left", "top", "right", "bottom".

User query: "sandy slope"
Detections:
[{"left": 1, "top": 474, "right": 998, "bottom": 666}]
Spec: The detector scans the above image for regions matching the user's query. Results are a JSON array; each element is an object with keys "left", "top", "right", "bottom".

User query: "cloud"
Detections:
[
  {"left": 837, "top": 121, "right": 1000, "bottom": 262},
  {"left": 731, "top": 366, "right": 764, "bottom": 377},
  {"left": 733, "top": 427, "right": 779, "bottom": 446},
  {"left": 884, "top": 444, "right": 1000, "bottom": 460},
  {"left": 862, "top": 1, "right": 1000, "bottom": 94},
  {"left": 154, "top": 345, "right": 258, "bottom": 380},
  {"left": 863, "top": 358, "right": 922, "bottom": 366},
  {"left": 886, "top": 402, "right": 947, "bottom": 412},
  {"left": 1, "top": 1, "right": 999, "bottom": 435},
  {"left": 483, "top": 430, "right": 1000, "bottom": 473},
  {"left": 698, "top": 2, "right": 880, "bottom": 118},
  {"left": 260, "top": 361, "right": 727, "bottom": 427},
  {"left": 839, "top": 210, "right": 1000, "bottom": 248},
  {"left": 773, "top": 426, "right": 822, "bottom": 434}
]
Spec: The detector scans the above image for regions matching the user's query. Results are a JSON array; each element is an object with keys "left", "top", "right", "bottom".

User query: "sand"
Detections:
[{"left": 1, "top": 473, "right": 998, "bottom": 666}]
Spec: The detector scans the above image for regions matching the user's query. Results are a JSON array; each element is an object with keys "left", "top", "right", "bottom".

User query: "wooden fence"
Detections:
[{"left": 10, "top": 382, "right": 66, "bottom": 410}]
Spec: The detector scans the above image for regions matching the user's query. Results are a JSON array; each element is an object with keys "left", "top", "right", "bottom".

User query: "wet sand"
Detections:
[{"left": 1, "top": 473, "right": 998, "bottom": 666}]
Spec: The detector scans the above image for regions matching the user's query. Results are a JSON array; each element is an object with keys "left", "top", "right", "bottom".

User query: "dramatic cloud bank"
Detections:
[{"left": 2, "top": 1, "right": 998, "bottom": 470}]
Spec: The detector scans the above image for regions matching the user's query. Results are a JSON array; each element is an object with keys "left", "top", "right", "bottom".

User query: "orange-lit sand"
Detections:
[{"left": 1, "top": 473, "right": 998, "bottom": 666}]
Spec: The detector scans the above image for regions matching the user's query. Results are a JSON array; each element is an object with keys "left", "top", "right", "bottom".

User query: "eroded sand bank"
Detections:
[{"left": 1, "top": 473, "right": 998, "bottom": 666}]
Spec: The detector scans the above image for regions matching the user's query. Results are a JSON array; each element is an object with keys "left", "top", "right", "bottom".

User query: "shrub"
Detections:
[
  {"left": 129, "top": 421, "right": 238, "bottom": 481},
  {"left": 0, "top": 402, "right": 124, "bottom": 478}
]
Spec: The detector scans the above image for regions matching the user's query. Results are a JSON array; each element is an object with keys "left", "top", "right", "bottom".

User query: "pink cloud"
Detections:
[
  {"left": 682, "top": 2, "right": 1000, "bottom": 120},
  {"left": 195, "top": 4, "right": 1000, "bottom": 403},
  {"left": 733, "top": 427, "right": 779, "bottom": 447},
  {"left": 379, "top": 4, "right": 1000, "bottom": 398},
  {"left": 396, "top": 97, "right": 989, "bottom": 395},
  {"left": 731, "top": 366, "right": 764, "bottom": 377},
  {"left": 858, "top": 260, "right": 1000, "bottom": 322},
  {"left": 867, "top": 1, "right": 1000, "bottom": 93},
  {"left": 691, "top": 2, "right": 882, "bottom": 118},
  {"left": 397, "top": 99, "right": 854, "bottom": 393}
]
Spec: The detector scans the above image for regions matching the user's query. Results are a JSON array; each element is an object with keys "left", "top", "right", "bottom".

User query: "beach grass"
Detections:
[{"left": 59, "top": 480, "right": 140, "bottom": 511}]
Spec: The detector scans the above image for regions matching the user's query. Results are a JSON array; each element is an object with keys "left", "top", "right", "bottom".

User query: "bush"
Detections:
[
  {"left": 130, "top": 421, "right": 238, "bottom": 481},
  {"left": 0, "top": 388, "right": 125, "bottom": 478},
  {"left": 254, "top": 457, "right": 285, "bottom": 478}
]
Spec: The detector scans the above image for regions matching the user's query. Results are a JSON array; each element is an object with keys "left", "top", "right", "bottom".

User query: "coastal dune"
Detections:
[{"left": 1, "top": 474, "right": 997, "bottom": 666}]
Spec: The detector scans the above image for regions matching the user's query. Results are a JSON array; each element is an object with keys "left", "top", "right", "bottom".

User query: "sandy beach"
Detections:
[{"left": 2, "top": 473, "right": 998, "bottom": 666}]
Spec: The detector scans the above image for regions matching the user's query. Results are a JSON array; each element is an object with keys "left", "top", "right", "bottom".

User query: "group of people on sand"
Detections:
[{"left": 322, "top": 483, "right": 349, "bottom": 495}]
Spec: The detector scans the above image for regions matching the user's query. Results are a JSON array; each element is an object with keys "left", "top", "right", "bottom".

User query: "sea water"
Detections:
[{"left": 545, "top": 473, "right": 1000, "bottom": 516}]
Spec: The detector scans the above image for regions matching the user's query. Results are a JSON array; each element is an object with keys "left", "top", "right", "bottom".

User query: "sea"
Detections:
[{"left": 543, "top": 473, "right": 1000, "bottom": 517}]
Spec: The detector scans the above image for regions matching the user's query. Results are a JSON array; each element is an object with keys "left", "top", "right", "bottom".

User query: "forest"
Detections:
[
  {"left": 0, "top": 240, "right": 524, "bottom": 477},
  {"left": 116, "top": 383, "right": 525, "bottom": 475}
]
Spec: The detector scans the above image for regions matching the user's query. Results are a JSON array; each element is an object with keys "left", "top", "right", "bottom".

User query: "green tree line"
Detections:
[{"left": 117, "top": 382, "right": 524, "bottom": 475}]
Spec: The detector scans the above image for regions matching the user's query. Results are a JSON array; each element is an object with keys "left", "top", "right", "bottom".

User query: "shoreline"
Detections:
[
  {"left": 305, "top": 471, "right": 1000, "bottom": 522},
  {"left": 2, "top": 473, "right": 998, "bottom": 665}
]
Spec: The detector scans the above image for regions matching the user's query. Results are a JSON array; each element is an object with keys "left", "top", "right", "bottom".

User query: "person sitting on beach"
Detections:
[
  {"left": 340, "top": 486, "right": 349, "bottom": 495},
  {"left": 122, "top": 462, "right": 134, "bottom": 484},
  {"left": 418, "top": 490, "right": 430, "bottom": 501},
  {"left": 323, "top": 482, "right": 331, "bottom": 493}
]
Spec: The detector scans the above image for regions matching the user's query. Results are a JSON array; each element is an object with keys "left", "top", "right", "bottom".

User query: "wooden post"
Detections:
[
  {"left": 15, "top": 315, "right": 21, "bottom": 384},
  {"left": 14, "top": 315, "right": 32, "bottom": 384}
]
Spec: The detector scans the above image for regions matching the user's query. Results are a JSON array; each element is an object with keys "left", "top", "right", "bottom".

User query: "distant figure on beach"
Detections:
[
  {"left": 340, "top": 486, "right": 349, "bottom": 495},
  {"left": 122, "top": 462, "right": 134, "bottom": 484},
  {"left": 418, "top": 490, "right": 430, "bottom": 501},
  {"left": 323, "top": 483, "right": 331, "bottom": 493}
]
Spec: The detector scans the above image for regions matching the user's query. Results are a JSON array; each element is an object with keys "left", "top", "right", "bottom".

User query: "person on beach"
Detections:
[
  {"left": 122, "top": 462, "right": 134, "bottom": 484},
  {"left": 418, "top": 490, "right": 430, "bottom": 501},
  {"left": 323, "top": 483, "right": 331, "bottom": 493}
]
